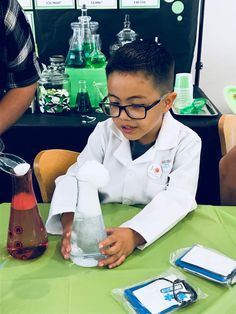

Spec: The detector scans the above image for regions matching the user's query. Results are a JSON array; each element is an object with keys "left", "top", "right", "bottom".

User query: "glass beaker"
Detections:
[{"left": 0, "top": 155, "right": 49, "bottom": 260}]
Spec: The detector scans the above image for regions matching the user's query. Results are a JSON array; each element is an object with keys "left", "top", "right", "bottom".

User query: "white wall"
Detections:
[{"left": 192, "top": 0, "right": 236, "bottom": 113}]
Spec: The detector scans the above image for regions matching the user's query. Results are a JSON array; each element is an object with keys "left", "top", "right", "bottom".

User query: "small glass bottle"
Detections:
[
  {"left": 65, "top": 22, "right": 86, "bottom": 68},
  {"left": 76, "top": 80, "right": 92, "bottom": 114},
  {"left": 7, "top": 166, "right": 48, "bottom": 260},
  {"left": 87, "top": 34, "right": 106, "bottom": 68}
]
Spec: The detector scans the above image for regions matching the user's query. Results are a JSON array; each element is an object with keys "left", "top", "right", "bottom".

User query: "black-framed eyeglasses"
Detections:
[
  {"left": 157, "top": 277, "right": 197, "bottom": 308},
  {"left": 99, "top": 94, "right": 168, "bottom": 120}
]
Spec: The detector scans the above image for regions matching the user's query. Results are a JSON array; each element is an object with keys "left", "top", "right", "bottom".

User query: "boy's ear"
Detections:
[{"left": 163, "top": 92, "right": 177, "bottom": 112}]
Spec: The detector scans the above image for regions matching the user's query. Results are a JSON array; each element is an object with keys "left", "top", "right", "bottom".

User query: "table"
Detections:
[
  {"left": 0, "top": 203, "right": 236, "bottom": 314},
  {"left": 1, "top": 86, "right": 221, "bottom": 205}
]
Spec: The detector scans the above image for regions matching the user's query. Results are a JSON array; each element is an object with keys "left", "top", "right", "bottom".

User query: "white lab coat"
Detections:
[{"left": 46, "top": 112, "right": 201, "bottom": 249}]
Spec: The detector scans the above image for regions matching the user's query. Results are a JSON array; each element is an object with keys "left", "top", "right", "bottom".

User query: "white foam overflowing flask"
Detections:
[{"left": 70, "top": 160, "right": 110, "bottom": 267}]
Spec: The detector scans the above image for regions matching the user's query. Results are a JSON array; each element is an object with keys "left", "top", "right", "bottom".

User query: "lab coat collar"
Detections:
[
  {"left": 109, "top": 112, "right": 181, "bottom": 165},
  {"left": 154, "top": 111, "right": 181, "bottom": 150},
  {"left": 109, "top": 122, "right": 132, "bottom": 165}
]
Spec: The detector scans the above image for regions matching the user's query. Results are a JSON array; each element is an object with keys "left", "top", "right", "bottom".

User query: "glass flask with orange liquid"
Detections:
[{"left": 0, "top": 151, "right": 48, "bottom": 260}]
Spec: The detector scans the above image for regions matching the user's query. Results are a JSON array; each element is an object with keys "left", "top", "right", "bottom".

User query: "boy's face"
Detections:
[{"left": 107, "top": 71, "right": 176, "bottom": 145}]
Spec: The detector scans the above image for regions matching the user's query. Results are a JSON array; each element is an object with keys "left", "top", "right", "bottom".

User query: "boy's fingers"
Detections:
[
  {"left": 61, "top": 245, "right": 70, "bottom": 259},
  {"left": 98, "top": 254, "right": 116, "bottom": 267},
  {"left": 108, "top": 255, "right": 126, "bottom": 269},
  {"left": 98, "top": 235, "right": 115, "bottom": 250},
  {"left": 61, "top": 233, "right": 71, "bottom": 259},
  {"left": 61, "top": 247, "right": 70, "bottom": 259},
  {"left": 98, "top": 254, "right": 126, "bottom": 268}
]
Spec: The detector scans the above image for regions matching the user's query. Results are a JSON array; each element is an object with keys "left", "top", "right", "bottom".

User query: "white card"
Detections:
[{"left": 181, "top": 245, "right": 236, "bottom": 277}]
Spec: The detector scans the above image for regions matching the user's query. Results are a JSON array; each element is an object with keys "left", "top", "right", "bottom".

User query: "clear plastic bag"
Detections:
[
  {"left": 111, "top": 267, "right": 207, "bottom": 314},
  {"left": 170, "top": 244, "right": 236, "bottom": 286}
]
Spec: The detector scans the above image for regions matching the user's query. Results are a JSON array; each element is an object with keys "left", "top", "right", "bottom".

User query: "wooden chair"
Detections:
[
  {"left": 218, "top": 114, "right": 236, "bottom": 205},
  {"left": 33, "top": 149, "right": 80, "bottom": 203}
]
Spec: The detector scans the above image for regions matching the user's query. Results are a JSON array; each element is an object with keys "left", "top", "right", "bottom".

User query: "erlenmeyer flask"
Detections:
[
  {"left": 70, "top": 160, "right": 109, "bottom": 267},
  {"left": 87, "top": 34, "right": 106, "bottom": 68},
  {"left": 1, "top": 158, "right": 49, "bottom": 260},
  {"left": 65, "top": 22, "right": 86, "bottom": 68},
  {"left": 93, "top": 81, "right": 108, "bottom": 112},
  {"left": 76, "top": 80, "right": 92, "bottom": 114}
]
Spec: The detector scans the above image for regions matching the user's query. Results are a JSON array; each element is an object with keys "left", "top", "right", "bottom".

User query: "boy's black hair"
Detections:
[{"left": 106, "top": 40, "right": 175, "bottom": 95}]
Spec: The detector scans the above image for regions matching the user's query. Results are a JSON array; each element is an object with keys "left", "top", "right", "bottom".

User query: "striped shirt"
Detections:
[{"left": 0, "top": 0, "right": 41, "bottom": 92}]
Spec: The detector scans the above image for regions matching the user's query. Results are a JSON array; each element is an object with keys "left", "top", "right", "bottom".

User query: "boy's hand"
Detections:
[
  {"left": 98, "top": 227, "right": 145, "bottom": 269},
  {"left": 61, "top": 230, "right": 71, "bottom": 259}
]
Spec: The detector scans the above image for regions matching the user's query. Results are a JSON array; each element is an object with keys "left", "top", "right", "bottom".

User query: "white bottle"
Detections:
[{"left": 70, "top": 160, "right": 110, "bottom": 267}]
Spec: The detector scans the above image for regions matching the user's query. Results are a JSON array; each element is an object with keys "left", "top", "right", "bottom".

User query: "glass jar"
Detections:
[
  {"left": 38, "top": 56, "right": 71, "bottom": 114},
  {"left": 110, "top": 14, "right": 138, "bottom": 55},
  {"left": 49, "top": 55, "right": 65, "bottom": 73}
]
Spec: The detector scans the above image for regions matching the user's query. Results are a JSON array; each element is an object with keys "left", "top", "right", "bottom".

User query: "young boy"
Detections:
[{"left": 46, "top": 40, "right": 201, "bottom": 269}]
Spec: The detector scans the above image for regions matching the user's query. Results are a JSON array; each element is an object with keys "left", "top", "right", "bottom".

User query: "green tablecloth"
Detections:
[{"left": 0, "top": 203, "right": 236, "bottom": 314}]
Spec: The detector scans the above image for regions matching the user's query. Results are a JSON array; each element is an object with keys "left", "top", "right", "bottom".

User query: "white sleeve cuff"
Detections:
[
  {"left": 45, "top": 175, "right": 78, "bottom": 234},
  {"left": 120, "top": 190, "right": 196, "bottom": 250}
]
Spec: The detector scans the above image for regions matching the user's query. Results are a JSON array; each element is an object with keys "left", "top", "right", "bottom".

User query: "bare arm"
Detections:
[
  {"left": 219, "top": 145, "right": 236, "bottom": 205},
  {"left": 0, "top": 83, "right": 37, "bottom": 134},
  {"left": 61, "top": 212, "right": 74, "bottom": 233},
  {"left": 60, "top": 212, "right": 74, "bottom": 259}
]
